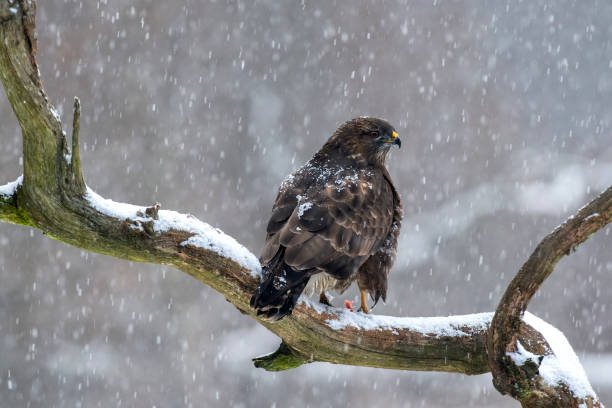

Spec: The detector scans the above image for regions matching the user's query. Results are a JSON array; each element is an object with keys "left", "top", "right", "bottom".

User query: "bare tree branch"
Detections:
[
  {"left": 0, "top": 1, "right": 608, "bottom": 407},
  {"left": 488, "top": 186, "right": 612, "bottom": 406}
]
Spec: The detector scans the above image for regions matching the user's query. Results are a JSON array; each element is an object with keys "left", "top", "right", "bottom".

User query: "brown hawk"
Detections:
[{"left": 250, "top": 117, "right": 402, "bottom": 321}]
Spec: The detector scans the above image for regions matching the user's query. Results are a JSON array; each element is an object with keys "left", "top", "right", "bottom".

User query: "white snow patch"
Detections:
[
  {"left": 50, "top": 106, "right": 61, "bottom": 122},
  {"left": 325, "top": 311, "right": 492, "bottom": 337},
  {"left": 297, "top": 202, "right": 312, "bottom": 218},
  {"left": 507, "top": 340, "right": 541, "bottom": 366},
  {"left": 161, "top": 211, "right": 261, "bottom": 277},
  {"left": 584, "top": 213, "right": 600, "bottom": 221},
  {"left": 85, "top": 186, "right": 261, "bottom": 277},
  {"left": 0, "top": 175, "right": 23, "bottom": 198},
  {"left": 523, "top": 312, "right": 597, "bottom": 400},
  {"left": 301, "top": 298, "right": 493, "bottom": 337},
  {"left": 298, "top": 297, "right": 331, "bottom": 314},
  {"left": 86, "top": 187, "right": 146, "bottom": 219},
  {"left": 280, "top": 174, "right": 294, "bottom": 189}
]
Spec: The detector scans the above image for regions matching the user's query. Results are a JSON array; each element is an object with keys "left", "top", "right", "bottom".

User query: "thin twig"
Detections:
[{"left": 71, "top": 96, "right": 85, "bottom": 190}]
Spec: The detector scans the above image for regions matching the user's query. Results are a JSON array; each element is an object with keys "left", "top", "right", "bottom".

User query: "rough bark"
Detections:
[{"left": 0, "top": 1, "right": 608, "bottom": 407}]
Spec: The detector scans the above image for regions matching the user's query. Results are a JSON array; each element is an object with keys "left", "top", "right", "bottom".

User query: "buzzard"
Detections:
[{"left": 250, "top": 117, "right": 402, "bottom": 321}]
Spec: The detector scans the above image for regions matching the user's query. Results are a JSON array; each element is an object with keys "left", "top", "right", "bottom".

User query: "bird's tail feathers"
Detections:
[{"left": 250, "top": 256, "right": 312, "bottom": 322}]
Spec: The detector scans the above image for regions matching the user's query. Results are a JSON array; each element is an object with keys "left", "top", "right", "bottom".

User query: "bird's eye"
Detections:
[{"left": 370, "top": 131, "right": 379, "bottom": 138}]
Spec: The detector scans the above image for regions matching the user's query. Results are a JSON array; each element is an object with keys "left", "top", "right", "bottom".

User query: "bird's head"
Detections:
[{"left": 326, "top": 117, "right": 401, "bottom": 167}]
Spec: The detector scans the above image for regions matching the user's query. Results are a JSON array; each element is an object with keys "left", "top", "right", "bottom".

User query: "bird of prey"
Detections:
[{"left": 250, "top": 117, "right": 402, "bottom": 321}]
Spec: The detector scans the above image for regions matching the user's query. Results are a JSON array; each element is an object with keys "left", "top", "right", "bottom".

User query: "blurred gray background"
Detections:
[{"left": 1, "top": 0, "right": 611, "bottom": 407}]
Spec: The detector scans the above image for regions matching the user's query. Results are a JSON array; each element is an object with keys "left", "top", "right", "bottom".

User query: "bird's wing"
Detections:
[
  {"left": 260, "top": 173, "right": 305, "bottom": 264},
  {"left": 262, "top": 167, "right": 394, "bottom": 280}
]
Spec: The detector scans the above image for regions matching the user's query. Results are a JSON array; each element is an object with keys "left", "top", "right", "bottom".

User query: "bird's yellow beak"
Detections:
[{"left": 388, "top": 131, "right": 401, "bottom": 148}]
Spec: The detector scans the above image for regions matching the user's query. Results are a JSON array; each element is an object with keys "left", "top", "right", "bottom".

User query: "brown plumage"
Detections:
[{"left": 250, "top": 117, "right": 402, "bottom": 321}]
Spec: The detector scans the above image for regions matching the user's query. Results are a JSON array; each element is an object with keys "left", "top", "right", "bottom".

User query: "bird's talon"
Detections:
[{"left": 359, "top": 290, "right": 370, "bottom": 314}]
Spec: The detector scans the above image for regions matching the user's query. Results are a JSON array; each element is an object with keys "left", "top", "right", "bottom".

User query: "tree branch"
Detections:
[
  {"left": 488, "top": 186, "right": 612, "bottom": 406},
  {"left": 0, "top": 1, "right": 607, "bottom": 407},
  {"left": 69, "top": 97, "right": 85, "bottom": 191}
]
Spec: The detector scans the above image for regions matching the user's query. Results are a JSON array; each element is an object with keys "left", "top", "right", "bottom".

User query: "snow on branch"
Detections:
[
  {"left": 0, "top": 175, "right": 23, "bottom": 198},
  {"left": 522, "top": 313, "right": 596, "bottom": 400},
  {"left": 304, "top": 298, "right": 492, "bottom": 336},
  {"left": 85, "top": 187, "right": 261, "bottom": 276}
]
